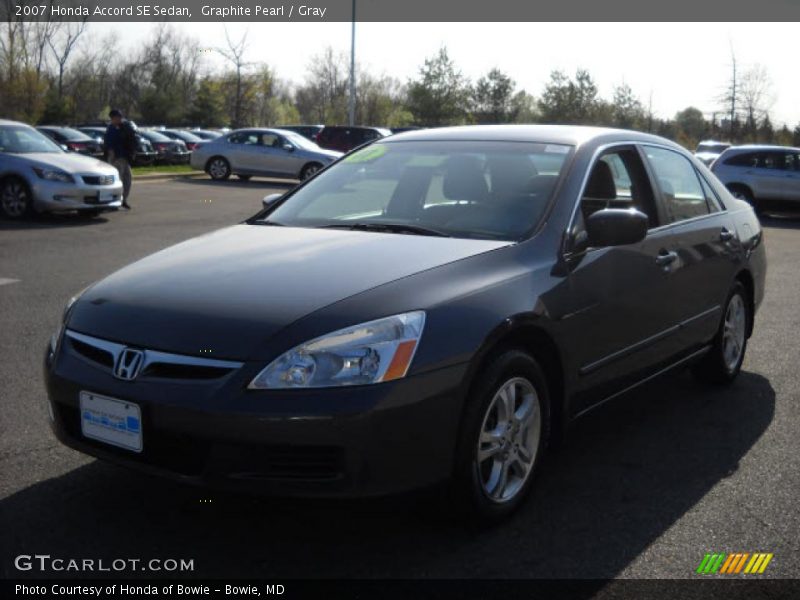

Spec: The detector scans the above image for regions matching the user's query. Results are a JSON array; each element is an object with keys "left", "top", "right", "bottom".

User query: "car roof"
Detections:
[
  {"left": 721, "top": 144, "right": 800, "bottom": 154},
  {"left": 0, "top": 119, "right": 32, "bottom": 127},
  {"left": 383, "top": 124, "right": 681, "bottom": 149}
]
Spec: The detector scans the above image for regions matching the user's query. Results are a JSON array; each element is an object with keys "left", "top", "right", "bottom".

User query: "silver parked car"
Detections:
[
  {"left": 190, "top": 128, "right": 342, "bottom": 181},
  {"left": 710, "top": 144, "right": 800, "bottom": 213},
  {"left": 0, "top": 119, "right": 123, "bottom": 219}
]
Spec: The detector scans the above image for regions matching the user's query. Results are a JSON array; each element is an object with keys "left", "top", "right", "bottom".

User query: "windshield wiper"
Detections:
[{"left": 320, "top": 222, "right": 451, "bottom": 237}]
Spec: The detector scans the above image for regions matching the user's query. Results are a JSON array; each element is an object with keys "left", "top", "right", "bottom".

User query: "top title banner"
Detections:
[{"left": 4, "top": 0, "right": 800, "bottom": 21}]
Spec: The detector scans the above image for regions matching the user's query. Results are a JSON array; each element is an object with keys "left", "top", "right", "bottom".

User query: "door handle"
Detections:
[
  {"left": 720, "top": 227, "right": 735, "bottom": 242},
  {"left": 655, "top": 250, "right": 678, "bottom": 267}
]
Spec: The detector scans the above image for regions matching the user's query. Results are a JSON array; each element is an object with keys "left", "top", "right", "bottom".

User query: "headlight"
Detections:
[
  {"left": 33, "top": 167, "right": 74, "bottom": 183},
  {"left": 50, "top": 288, "right": 87, "bottom": 355},
  {"left": 249, "top": 311, "right": 426, "bottom": 389}
]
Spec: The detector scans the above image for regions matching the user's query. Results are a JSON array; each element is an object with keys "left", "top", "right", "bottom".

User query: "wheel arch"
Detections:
[
  {"left": 735, "top": 269, "right": 756, "bottom": 338},
  {"left": 205, "top": 155, "right": 230, "bottom": 171},
  {"left": 459, "top": 318, "right": 567, "bottom": 443},
  {"left": 726, "top": 182, "right": 755, "bottom": 198},
  {"left": 299, "top": 161, "right": 323, "bottom": 179}
]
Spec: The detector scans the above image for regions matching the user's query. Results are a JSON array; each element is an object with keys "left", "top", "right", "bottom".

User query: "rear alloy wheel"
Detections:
[
  {"left": 451, "top": 350, "right": 550, "bottom": 522},
  {"left": 692, "top": 282, "right": 750, "bottom": 384},
  {"left": 300, "top": 162, "right": 322, "bottom": 181},
  {"left": 207, "top": 157, "right": 231, "bottom": 180},
  {"left": 0, "top": 178, "right": 33, "bottom": 219}
]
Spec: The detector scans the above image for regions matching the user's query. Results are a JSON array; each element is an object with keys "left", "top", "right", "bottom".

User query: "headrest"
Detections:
[
  {"left": 443, "top": 155, "right": 489, "bottom": 201},
  {"left": 584, "top": 160, "right": 616, "bottom": 200}
]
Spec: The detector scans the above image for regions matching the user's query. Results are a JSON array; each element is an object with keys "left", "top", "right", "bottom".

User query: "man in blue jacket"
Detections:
[{"left": 104, "top": 109, "right": 134, "bottom": 210}]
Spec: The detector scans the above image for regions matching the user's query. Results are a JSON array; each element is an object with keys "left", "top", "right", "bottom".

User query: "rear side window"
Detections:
[
  {"left": 644, "top": 146, "right": 712, "bottom": 223},
  {"left": 724, "top": 152, "right": 757, "bottom": 167}
]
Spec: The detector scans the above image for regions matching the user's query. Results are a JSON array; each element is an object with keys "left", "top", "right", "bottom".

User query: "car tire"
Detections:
[
  {"left": 691, "top": 281, "right": 751, "bottom": 385},
  {"left": 450, "top": 349, "right": 551, "bottom": 523},
  {"left": 206, "top": 157, "right": 231, "bottom": 181},
  {"left": 0, "top": 177, "right": 34, "bottom": 219},
  {"left": 300, "top": 162, "right": 323, "bottom": 181},
  {"left": 727, "top": 185, "right": 760, "bottom": 214},
  {"left": 237, "top": 174, "right": 252, "bottom": 181}
]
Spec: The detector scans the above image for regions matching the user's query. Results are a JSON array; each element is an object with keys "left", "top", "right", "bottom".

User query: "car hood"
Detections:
[
  {"left": 68, "top": 225, "right": 509, "bottom": 360},
  {"left": 24, "top": 152, "right": 115, "bottom": 174}
]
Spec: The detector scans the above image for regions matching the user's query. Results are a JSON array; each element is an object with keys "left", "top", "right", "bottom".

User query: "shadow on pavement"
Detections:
[
  {"left": 760, "top": 211, "right": 800, "bottom": 229},
  {"left": 176, "top": 176, "right": 297, "bottom": 191},
  {"left": 0, "top": 370, "right": 774, "bottom": 580},
  {"left": 0, "top": 213, "right": 111, "bottom": 230}
]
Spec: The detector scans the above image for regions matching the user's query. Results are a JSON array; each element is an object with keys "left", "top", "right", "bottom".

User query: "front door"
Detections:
[{"left": 557, "top": 146, "right": 689, "bottom": 413}]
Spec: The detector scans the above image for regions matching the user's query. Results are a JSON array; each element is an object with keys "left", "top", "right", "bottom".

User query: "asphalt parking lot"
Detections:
[{"left": 1, "top": 177, "right": 798, "bottom": 580}]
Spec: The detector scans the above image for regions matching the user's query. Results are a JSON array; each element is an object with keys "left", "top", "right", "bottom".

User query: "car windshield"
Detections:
[
  {"left": 169, "top": 130, "right": 202, "bottom": 142},
  {"left": 261, "top": 140, "right": 573, "bottom": 241},
  {"left": 0, "top": 125, "right": 64, "bottom": 154},
  {"left": 142, "top": 131, "right": 171, "bottom": 142},
  {"left": 284, "top": 132, "right": 319, "bottom": 151},
  {"left": 49, "top": 127, "right": 93, "bottom": 141}
]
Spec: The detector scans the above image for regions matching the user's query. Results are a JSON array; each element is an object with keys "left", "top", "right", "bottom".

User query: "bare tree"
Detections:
[
  {"left": 47, "top": 19, "right": 87, "bottom": 97},
  {"left": 216, "top": 28, "right": 250, "bottom": 128},
  {"left": 738, "top": 64, "right": 774, "bottom": 140}
]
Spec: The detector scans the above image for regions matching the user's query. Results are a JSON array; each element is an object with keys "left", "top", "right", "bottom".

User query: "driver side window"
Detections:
[{"left": 578, "top": 147, "right": 658, "bottom": 229}]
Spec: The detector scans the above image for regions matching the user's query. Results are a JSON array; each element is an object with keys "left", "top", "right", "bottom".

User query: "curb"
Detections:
[{"left": 134, "top": 172, "right": 205, "bottom": 182}]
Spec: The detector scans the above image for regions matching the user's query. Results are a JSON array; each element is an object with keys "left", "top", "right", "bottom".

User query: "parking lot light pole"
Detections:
[{"left": 348, "top": 0, "right": 356, "bottom": 126}]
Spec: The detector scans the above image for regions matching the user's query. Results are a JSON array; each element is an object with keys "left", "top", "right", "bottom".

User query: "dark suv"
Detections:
[{"left": 315, "top": 126, "right": 391, "bottom": 153}]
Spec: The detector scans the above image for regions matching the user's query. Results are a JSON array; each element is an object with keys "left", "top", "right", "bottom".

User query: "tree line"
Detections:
[{"left": 2, "top": 20, "right": 798, "bottom": 150}]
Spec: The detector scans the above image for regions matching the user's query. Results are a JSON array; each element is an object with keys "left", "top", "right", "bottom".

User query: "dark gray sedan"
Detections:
[
  {"left": 190, "top": 128, "right": 342, "bottom": 181},
  {"left": 45, "top": 125, "right": 765, "bottom": 521}
]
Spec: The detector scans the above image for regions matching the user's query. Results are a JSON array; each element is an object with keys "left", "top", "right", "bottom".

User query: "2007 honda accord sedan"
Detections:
[{"left": 44, "top": 125, "right": 766, "bottom": 521}]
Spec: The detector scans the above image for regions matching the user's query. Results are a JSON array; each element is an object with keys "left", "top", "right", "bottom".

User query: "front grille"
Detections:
[
  {"left": 69, "top": 336, "right": 114, "bottom": 368},
  {"left": 64, "top": 330, "right": 242, "bottom": 381},
  {"left": 82, "top": 175, "right": 115, "bottom": 185}
]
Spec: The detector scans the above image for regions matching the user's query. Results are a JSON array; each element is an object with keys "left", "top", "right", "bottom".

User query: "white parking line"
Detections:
[{"left": 0, "top": 278, "right": 20, "bottom": 286}]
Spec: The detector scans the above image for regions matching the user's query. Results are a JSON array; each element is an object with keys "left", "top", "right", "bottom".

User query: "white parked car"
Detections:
[
  {"left": 694, "top": 140, "right": 731, "bottom": 166},
  {"left": 0, "top": 119, "right": 123, "bottom": 219}
]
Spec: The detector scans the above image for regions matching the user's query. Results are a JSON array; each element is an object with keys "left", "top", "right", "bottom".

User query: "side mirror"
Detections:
[
  {"left": 262, "top": 193, "right": 283, "bottom": 209},
  {"left": 283, "top": 144, "right": 294, "bottom": 152},
  {"left": 585, "top": 208, "right": 648, "bottom": 248}
]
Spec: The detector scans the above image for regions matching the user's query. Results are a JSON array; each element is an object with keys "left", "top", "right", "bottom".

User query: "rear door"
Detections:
[
  {"left": 751, "top": 151, "right": 787, "bottom": 199},
  {"left": 780, "top": 150, "right": 800, "bottom": 202}
]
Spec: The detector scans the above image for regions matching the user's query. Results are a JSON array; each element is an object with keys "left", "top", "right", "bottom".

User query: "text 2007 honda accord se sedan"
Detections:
[{"left": 45, "top": 125, "right": 766, "bottom": 521}]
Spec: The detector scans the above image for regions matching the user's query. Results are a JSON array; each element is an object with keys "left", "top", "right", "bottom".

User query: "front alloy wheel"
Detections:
[
  {"left": 451, "top": 349, "right": 550, "bottom": 522},
  {"left": 0, "top": 178, "right": 32, "bottom": 219},
  {"left": 477, "top": 377, "right": 542, "bottom": 503}
]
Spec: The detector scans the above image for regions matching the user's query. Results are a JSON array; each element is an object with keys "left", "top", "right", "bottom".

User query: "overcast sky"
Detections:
[{"left": 95, "top": 22, "right": 799, "bottom": 128}]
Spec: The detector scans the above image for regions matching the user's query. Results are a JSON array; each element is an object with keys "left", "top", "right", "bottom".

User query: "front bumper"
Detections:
[
  {"left": 44, "top": 336, "right": 467, "bottom": 497},
  {"left": 30, "top": 177, "right": 123, "bottom": 213}
]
